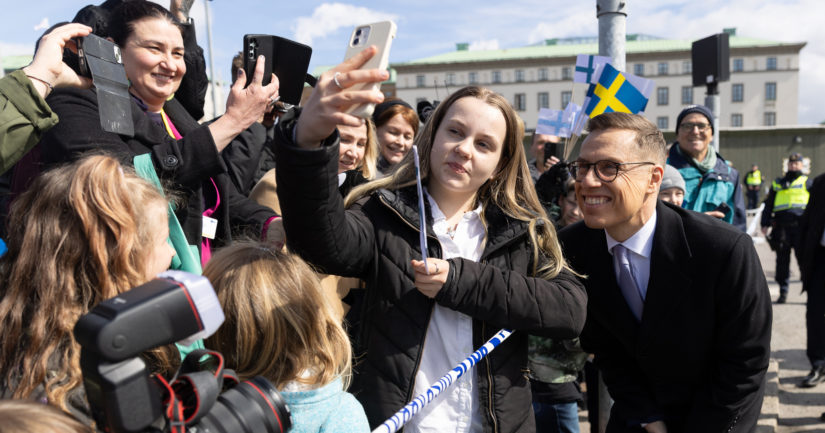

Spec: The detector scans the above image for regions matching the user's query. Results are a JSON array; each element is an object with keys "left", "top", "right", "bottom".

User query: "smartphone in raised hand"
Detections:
[
  {"left": 243, "top": 34, "right": 312, "bottom": 105},
  {"left": 342, "top": 20, "right": 396, "bottom": 118}
]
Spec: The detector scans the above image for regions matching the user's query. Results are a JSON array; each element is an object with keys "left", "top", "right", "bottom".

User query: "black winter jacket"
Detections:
[{"left": 274, "top": 113, "right": 587, "bottom": 432}]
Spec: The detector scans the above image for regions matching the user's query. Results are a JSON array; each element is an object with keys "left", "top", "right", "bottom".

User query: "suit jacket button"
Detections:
[{"left": 163, "top": 155, "right": 179, "bottom": 167}]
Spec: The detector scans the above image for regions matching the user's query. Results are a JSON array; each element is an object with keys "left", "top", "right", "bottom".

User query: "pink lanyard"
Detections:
[{"left": 160, "top": 109, "right": 219, "bottom": 266}]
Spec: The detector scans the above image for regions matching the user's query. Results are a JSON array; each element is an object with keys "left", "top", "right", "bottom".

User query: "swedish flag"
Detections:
[{"left": 584, "top": 64, "right": 648, "bottom": 118}]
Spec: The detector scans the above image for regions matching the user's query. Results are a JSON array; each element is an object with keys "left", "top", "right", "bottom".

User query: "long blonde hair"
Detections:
[
  {"left": 203, "top": 242, "right": 352, "bottom": 389},
  {"left": 345, "top": 86, "right": 570, "bottom": 278},
  {"left": 0, "top": 155, "right": 177, "bottom": 411}
]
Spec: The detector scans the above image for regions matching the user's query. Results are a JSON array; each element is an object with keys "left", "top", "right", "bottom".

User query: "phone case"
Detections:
[
  {"left": 271, "top": 37, "right": 312, "bottom": 105},
  {"left": 243, "top": 34, "right": 274, "bottom": 87},
  {"left": 342, "top": 20, "right": 397, "bottom": 118}
]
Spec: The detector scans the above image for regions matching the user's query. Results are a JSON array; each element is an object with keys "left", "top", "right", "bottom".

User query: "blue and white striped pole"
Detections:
[{"left": 371, "top": 328, "right": 514, "bottom": 433}]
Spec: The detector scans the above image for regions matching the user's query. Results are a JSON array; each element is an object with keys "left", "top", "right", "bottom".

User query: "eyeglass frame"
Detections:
[
  {"left": 568, "top": 160, "right": 656, "bottom": 183},
  {"left": 678, "top": 122, "right": 711, "bottom": 132}
]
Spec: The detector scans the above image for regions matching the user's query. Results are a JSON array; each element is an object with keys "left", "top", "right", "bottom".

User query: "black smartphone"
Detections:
[
  {"left": 543, "top": 140, "right": 560, "bottom": 164},
  {"left": 243, "top": 34, "right": 312, "bottom": 105},
  {"left": 713, "top": 202, "right": 731, "bottom": 216}
]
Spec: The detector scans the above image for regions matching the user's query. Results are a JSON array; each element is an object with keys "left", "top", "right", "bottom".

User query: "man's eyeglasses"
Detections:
[
  {"left": 678, "top": 122, "right": 710, "bottom": 132},
  {"left": 569, "top": 160, "right": 655, "bottom": 183}
]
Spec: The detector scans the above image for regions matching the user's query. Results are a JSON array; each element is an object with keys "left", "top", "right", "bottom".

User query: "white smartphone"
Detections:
[{"left": 342, "top": 20, "right": 397, "bottom": 118}]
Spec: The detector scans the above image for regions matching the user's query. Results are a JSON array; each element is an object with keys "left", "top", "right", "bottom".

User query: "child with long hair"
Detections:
[
  {"left": 0, "top": 155, "right": 177, "bottom": 423},
  {"left": 202, "top": 242, "right": 368, "bottom": 433},
  {"left": 272, "top": 48, "right": 587, "bottom": 432}
]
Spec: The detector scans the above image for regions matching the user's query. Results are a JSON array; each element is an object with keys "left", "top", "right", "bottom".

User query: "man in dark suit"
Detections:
[
  {"left": 559, "top": 112, "right": 772, "bottom": 433},
  {"left": 798, "top": 173, "right": 825, "bottom": 389}
]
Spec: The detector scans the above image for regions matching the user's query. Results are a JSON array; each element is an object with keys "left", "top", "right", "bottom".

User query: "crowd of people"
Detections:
[{"left": 1, "top": 1, "right": 822, "bottom": 432}]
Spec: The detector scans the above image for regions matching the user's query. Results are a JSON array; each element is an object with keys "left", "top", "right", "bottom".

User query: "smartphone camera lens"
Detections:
[
  {"left": 353, "top": 38, "right": 360, "bottom": 45},
  {"left": 355, "top": 29, "right": 362, "bottom": 36}
]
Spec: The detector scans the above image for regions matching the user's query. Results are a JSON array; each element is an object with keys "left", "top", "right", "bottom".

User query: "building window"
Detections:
[
  {"left": 514, "top": 93, "right": 526, "bottom": 111},
  {"left": 468, "top": 72, "right": 478, "bottom": 84},
  {"left": 732, "top": 83, "right": 744, "bottom": 102},
  {"left": 682, "top": 61, "right": 692, "bottom": 74},
  {"left": 764, "top": 112, "right": 776, "bottom": 126},
  {"left": 765, "top": 82, "right": 777, "bottom": 101},
  {"left": 681, "top": 86, "right": 693, "bottom": 105},
  {"left": 656, "top": 116, "right": 669, "bottom": 130},
  {"left": 733, "top": 58, "right": 744, "bottom": 72},
  {"left": 633, "top": 63, "right": 645, "bottom": 76},
  {"left": 561, "top": 91, "right": 572, "bottom": 108},
  {"left": 515, "top": 69, "right": 525, "bottom": 82},
  {"left": 538, "top": 92, "right": 549, "bottom": 109},
  {"left": 766, "top": 57, "right": 777, "bottom": 70},
  {"left": 656, "top": 87, "right": 669, "bottom": 106},
  {"left": 446, "top": 73, "right": 456, "bottom": 86},
  {"left": 731, "top": 113, "right": 743, "bottom": 127},
  {"left": 657, "top": 62, "right": 669, "bottom": 75},
  {"left": 416, "top": 75, "right": 426, "bottom": 88},
  {"left": 561, "top": 67, "right": 572, "bottom": 80},
  {"left": 538, "top": 68, "right": 548, "bottom": 81},
  {"left": 492, "top": 70, "right": 501, "bottom": 83}
]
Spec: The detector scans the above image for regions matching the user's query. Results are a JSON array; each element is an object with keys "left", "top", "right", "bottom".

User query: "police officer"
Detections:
[
  {"left": 744, "top": 163, "right": 763, "bottom": 210},
  {"left": 761, "top": 152, "right": 812, "bottom": 304}
]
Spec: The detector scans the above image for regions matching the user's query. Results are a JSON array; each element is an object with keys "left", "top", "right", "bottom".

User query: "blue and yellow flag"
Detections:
[{"left": 584, "top": 63, "right": 649, "bottom": 118}]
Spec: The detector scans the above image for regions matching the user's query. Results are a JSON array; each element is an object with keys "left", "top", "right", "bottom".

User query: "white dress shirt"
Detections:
[
  {"left": 405, "top": 191, "right": 484, "bottom": 433},
  {"left": 605, "top": 212, "right": 657, "bottom": 300}
]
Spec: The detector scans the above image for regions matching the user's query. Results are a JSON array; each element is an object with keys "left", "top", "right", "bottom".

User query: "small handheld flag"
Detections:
[
  {"left": 412, "top": 145, "right": 429, "bottom": 274},
  {"left": 574, "top": 54, "right": 611, "bottom": 84},
  {"left": 584, "top": 63, "right": 649, "bottom": 118}
]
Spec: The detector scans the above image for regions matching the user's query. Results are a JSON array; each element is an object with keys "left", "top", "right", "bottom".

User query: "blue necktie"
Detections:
[{"left": 613, "top": 244, "right": 644, "bottom": 321}]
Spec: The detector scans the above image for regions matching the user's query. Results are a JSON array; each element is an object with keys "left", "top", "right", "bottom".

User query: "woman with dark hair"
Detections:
[
  {"left": 35, "top": 0, "right": 282, "bottom": 263},
  {"left": 274, "top": 48, "right": 586, "bottom": 432},
  {"left": 372, "top": 98, "right": 418, "bottom": 175}
]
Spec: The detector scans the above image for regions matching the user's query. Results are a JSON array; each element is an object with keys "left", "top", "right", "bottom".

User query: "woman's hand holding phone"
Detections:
[
  {"left": 208, "top": 55, "right": 278, "bottom": 152},
  {"left": 294, "top": 46, "right": 388, "bottom": 149}
]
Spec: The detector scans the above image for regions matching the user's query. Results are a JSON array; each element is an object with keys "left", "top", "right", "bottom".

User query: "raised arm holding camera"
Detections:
[{"left": 0, "top": 23, "right": 92, "bottom": 175}]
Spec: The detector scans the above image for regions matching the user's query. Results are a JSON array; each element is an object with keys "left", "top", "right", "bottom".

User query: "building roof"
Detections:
[{"left": 393, "top": 34, "right": 806, "bottom": 67}]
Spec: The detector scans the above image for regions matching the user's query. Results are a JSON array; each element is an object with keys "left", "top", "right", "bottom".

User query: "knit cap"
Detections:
[
  {"left": 676, "top": 105, "right": 714, "bottom": 134},
  {"left": 661, "top": 164, "right": 686, "bottom": 193}
]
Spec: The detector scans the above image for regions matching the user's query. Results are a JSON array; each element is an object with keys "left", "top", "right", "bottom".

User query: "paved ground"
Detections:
[{"left": 756, "top": 237, "right": 825, "bottom": 433}]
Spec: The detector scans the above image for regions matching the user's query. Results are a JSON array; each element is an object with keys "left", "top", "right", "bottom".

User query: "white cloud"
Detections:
[
  {"left": 291, "top": 3, "right": 398, "bottom": 47},
  {"left": 469, "top": 39, "right": 499, "bottom": 51}
]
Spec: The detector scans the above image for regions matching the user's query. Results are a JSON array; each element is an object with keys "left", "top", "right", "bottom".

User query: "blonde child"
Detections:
[{"left": 203, "top": 242, "right": 368, "bottom": 433}]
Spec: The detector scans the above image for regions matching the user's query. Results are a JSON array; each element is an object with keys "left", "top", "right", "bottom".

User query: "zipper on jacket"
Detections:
[
  {"left": 407, "top": 304, "right": 436, "bottom": 403},
  {"left": 481, "top": 321, "right": 499, "bottom": 433}
]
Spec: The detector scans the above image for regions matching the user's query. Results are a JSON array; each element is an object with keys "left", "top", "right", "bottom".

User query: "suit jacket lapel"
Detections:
[
  {"left": 582, "top": 226, "right": 641, "bottom": 343},
  {"left": 638, "top": 201, "right": 693, "bottom": 341}
]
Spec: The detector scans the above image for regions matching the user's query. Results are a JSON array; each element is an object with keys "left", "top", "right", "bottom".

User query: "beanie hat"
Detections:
[
  {"left": 372, "top": 99, "right": 414, "bottom": 124},
  {"left": 676, "top": 105, "right": 714, "bottom": 134},
  {"left": 661, "top": 164, "right": 686, "bottom": 193}
]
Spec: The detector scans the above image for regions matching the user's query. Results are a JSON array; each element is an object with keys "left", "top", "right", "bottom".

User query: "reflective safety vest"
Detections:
[
  {"left": 772, "top": 175, "right": 809, "bottom": 212},
  {"left": 746, "top": 170, "right": 762, "bottom": 186}
]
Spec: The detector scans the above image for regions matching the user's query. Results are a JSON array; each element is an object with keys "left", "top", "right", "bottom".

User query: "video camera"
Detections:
[{"left": 74, "top": 270, "right": 292, "bottom": 433}]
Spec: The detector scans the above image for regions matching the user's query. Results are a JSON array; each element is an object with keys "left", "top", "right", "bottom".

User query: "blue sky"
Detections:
[{"left": 1, "top": 0, "right": 822, "bottom": 124}]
